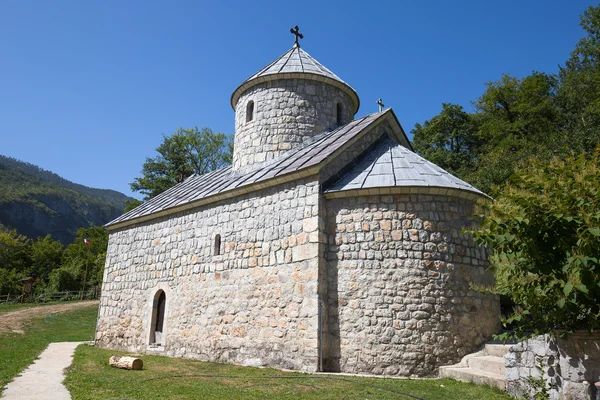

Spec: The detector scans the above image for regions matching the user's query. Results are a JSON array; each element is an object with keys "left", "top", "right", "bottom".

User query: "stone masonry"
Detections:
[
  {"left": 233, "top": 79, "right": 354, "bottom": 171},
  {"left": 97, "top": 178, "right": 322, "bottom": 371},
  {"left": 505, "top": 333, "right": 600, "bottom": 399},
  {"left": 324, "top": 194, "right": 500, "bottom": 376}
]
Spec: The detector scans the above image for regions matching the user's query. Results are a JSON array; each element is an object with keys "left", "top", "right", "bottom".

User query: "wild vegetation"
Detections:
[
  {"left": 0, "top": 154, "right": 129, "bottom": 298},
  {"left": 0, "top": 226, "right": 108, "bottom": 298},
  {"left": 0, "top": 154, "right": 131, "bottom": 244},
  {"left": 130, "top": 127, "right": 233, "bottom": 200},
  {"left": 472, "top": 152, "right": 600, "bottom": 338}
]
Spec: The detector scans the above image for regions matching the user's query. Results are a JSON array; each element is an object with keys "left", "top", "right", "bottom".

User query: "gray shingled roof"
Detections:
[
  {"left": 107, "top": 109, "right": 484, "bottom": 230},
  {"left": 325, "top": 135, "right": 486, "bottom": 198},
  {"left": 231, "top": 45, "right": 360, "bottom": 114},
  {"left": 107, "top": 111, "right": 389, "bottom": 229},
  {"left": 246, "top": 45, "right": 343, "bottom": 82}
]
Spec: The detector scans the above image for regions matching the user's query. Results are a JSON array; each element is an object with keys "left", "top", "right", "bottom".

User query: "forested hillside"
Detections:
[{"left": 0, "top": 155, "right": 132, "bottom": 244}]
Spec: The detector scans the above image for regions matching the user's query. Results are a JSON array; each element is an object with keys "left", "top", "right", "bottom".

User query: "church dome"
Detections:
[
  {"left": 230, "top": 29, "right": 361, "bottom": 171},
  {"left": 231, "top": 44, "right": 360, "bottom": 114}
]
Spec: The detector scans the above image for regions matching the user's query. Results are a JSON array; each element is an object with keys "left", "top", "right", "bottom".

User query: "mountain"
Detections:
[{"left": 0, "top": 155, "right": 133, "bottom": 244}]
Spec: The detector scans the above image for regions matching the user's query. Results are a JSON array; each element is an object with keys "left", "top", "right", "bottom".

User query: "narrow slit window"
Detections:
[
  {"left": 151, "top": 290, "right": 166, "bottom": 345},
  {"left": 246, "top": 101, "right": 254, "bottom": 122},
  {"left": 336, "top": 103, "right": 343, "bottom": 125},
  {"left": 214, "top": 234, "right": 221, "bottom": 256}
]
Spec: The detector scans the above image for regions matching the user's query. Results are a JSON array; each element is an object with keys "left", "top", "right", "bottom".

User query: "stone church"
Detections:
[{"left": 96, "top": 30, "right": 500, "bottom": 377}]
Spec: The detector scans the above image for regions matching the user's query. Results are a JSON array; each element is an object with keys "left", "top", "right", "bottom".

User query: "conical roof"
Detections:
[{"left": 231, "top": 44, "right": 360, "bottom": 113}]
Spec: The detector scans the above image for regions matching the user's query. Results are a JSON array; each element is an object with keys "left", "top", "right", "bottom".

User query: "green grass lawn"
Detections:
[
  {"left": 66, "top": 346, "right": 512, "bottom": 400},
  {"left": 1, "top": 303, "right": 511, "bottom": 400},
  {"left": 0, "top": 302, "right": 98, "bottom": 389}
]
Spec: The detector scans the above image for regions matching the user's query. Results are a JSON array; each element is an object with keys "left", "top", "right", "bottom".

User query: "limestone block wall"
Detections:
[
  {"left": 505, "top": 333, "right": 600, "bottom": 399},
  {"left": 324, "top": 194, "right": 500, "bottom": 377},
  {"left": 232, "top": 79, "right": 354, "bottom": 171},
  {"left": 96, "top": 178, "right": 322, "bottom": 372}
]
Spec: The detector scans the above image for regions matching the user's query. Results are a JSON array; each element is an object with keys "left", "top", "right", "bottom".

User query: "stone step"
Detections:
[
  {"left": 485, "top": 343, "right": 512, "bottom": 358},
  {"left": 440, "top": 366, "right": 506, "bottom": 390},
  {"left": 468, "top": 355, "right": 505, "bottom": 376}
]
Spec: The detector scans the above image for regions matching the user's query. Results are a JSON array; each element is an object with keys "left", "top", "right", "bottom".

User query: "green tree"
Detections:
[
  {"left": 472, "top": 72, "right": 561, "bottom": 193},
  {"left": 30, "top": 234, "right": 63, "bottom": 285},
  {"left": 0, "top": 230, "right": 31, "bottom": 294},
  {"left": 473, "top": 152, "right": 600, "bottom": 338},
  {"left": 49, "top": 258, "right": 84, "bottom": 292},
  {"left": 52, "top": 226, "right": 108, "bottom": 291},
  {"left": 0, "top": 268, "right": 21, "bottom": 295},
  {"left": 557, "top": 5, "right": 600, "bottom": 153},
  {"left": 412, "top": 103, "right": 480, "bottom": 180},
  {"left": 131, "top": 127, "right": 233, "bottom": 199},
  {"left": 0, "top": 230, "right": 31, "bottom": 273},
  {"left": 412, "top": 73, "right": 562, "bottom": 194}
]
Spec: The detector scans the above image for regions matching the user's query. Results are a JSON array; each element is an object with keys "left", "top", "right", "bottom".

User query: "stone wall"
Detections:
[
  {"left": 505, "top": 333, "right": 600, "bottom": 399},
  {"left": 232, "top": 79, "right": 354, "bottom": 171},
  {"left": 96, "top": 178, "right": 322, "bottom": 372},
  {"left": 324, "top": 194, "right": 500, "bottom": 377}
]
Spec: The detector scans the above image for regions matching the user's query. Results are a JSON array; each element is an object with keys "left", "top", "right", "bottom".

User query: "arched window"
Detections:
[
  {"left": 150, "top": 290, "right": 166, "bottom": 345},
  {"left": 336, "top": 103, "right": 343, "bottom": 125},
  {"left": 214, "top": 234, "right": 221, "bottom": 256},
  {"left": 246, "top": 100, "right": 254, "bottom": 122}
]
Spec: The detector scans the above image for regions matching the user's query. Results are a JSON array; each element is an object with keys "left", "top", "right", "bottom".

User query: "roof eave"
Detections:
[
  {"left": 106, "top": 166, "right": 321, "bottom": 232},
  {"left": 323, "top": 185, "right": 491, "bottom": 202}
]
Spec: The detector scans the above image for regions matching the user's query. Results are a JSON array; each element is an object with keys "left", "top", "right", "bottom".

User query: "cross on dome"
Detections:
[{"left": 290, "top": 25, "right": 303, "bottom": 47}]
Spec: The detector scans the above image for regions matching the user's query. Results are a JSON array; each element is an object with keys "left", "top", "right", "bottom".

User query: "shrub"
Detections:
[{"left": 473, "top": 151, "right": 600, "bottom": 338}]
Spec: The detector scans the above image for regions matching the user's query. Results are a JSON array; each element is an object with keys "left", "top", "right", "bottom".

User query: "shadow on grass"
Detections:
[{"left": 65, "top": 345, "right": 512, "bottom": 400}]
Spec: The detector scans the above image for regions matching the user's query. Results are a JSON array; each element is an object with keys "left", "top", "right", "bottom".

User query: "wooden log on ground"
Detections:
[{"left": 109, "top": 356, "right": 143, "bottom": 370}]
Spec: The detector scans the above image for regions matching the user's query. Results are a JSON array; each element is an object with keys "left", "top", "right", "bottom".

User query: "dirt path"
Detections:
[{"left": 0, "top": 301, "right": 99, "bottom": 334}]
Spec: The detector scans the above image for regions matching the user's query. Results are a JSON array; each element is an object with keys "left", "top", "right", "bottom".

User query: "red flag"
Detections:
[{"left": 84, "top": 238, "right": 91, "bottom": 246}]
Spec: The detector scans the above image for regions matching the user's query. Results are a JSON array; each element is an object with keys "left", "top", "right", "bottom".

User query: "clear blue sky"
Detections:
[{"left": 0, "top": 0, "right": 595, "bottom": 199}]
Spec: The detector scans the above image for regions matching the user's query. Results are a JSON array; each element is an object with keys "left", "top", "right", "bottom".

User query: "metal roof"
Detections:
[
  {"left": 324, "top": 135, "right": 486, "bottom": 198},
  {"left": 246, "top": 45, "right": 343, "bottom": 82},
  {"left": 107, "top": 111, "right": 389, "bottom": 229},
  {"left": 106, "top": 109, "right": 484, "bottom": 230},
  {"left": 230, "top": 44, "right": 360, "bottom": 114}
]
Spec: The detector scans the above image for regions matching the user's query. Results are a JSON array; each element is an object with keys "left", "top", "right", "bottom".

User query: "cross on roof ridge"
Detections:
[{"left": 290, "top": 25, "right": 303, "bottom": 47}]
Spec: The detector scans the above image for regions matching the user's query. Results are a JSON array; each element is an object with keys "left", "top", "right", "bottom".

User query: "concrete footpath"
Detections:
[{"left": 2, "top": 342, "right": 85, "bottom": 400}]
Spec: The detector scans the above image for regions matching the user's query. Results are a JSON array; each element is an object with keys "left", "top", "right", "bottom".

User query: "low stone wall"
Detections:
[{"left": 505, "top": 333, "right": 600, "bottom": 399}]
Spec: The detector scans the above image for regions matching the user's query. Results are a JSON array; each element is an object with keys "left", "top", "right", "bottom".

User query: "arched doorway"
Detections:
[{"left": 150, "top": 290, "right": 166, "bottom": 345}]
